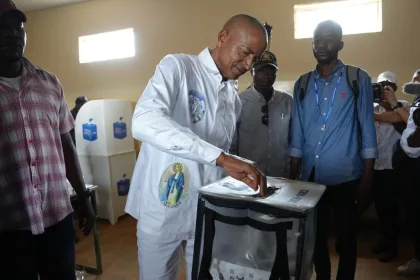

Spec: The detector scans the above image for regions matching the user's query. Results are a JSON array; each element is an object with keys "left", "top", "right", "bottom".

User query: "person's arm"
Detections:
[
  {"left": 133, "top": 55, "right": 266, "bottom": 193},
  {"left": 356, "top": 73, "right": 378, "bottom": 213},
  {"left": 401, "top": 107, "right": 420, "bottom": 157},
  {"left": 374, "top": 111, "right": 404, "bottom": 123},
  {"left": 383, "top": 86, "right": 410, "bottom": 123},
  {"left": 55, "top": 79, "right": 94, "bottom": 236},
  {"left": 133, "top": 55, "right": 223, "bottom": 165},
  {"left": 289, "top": 82, "right": 304, "bottom": 180}
]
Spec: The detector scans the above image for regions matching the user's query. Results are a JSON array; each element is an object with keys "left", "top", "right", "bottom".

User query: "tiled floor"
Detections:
[{"left": 75, "top": 215, "right": 417, "bottom": 280}]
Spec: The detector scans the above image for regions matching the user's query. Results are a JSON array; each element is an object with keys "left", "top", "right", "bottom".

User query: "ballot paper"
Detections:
[{"left": 204, "top": 176, "right": 260, "bottom": 196}]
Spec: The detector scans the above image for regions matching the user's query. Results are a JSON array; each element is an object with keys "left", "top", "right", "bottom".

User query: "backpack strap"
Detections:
[
  {"left": 345, "top": 65, "right": 362, "bottom": 150},
  {"left": 297, "top": 71, "right": 312, "bottom": 101}
]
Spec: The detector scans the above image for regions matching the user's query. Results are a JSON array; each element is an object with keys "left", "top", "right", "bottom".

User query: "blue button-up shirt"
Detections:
[{"left": 290, "top": 60, "right": 378, "bottom": 186}]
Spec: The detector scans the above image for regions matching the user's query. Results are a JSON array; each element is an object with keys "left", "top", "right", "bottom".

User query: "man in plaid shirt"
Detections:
[{"left": 0, "top": 1, "right": 95, "bottom": 279}]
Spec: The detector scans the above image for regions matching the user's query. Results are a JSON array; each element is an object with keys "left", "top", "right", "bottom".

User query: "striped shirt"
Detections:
[{"left": 0, "top": 58, "right": 74, "bottom": 235}]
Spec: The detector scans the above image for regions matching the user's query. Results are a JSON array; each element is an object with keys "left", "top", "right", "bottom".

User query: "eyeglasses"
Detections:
[{"left": 261, "top": 104, "right": 269, "bottom": 126}]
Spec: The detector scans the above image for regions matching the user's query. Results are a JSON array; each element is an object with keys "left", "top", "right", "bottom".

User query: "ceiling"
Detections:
[{"left": 14, "top": 0, "right": 88, "bottom": 12}]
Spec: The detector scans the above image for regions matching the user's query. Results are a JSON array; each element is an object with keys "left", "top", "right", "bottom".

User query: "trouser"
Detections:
[
  {"left": 373, "top": 169, "right": 400, "bottom": 245},
  {"left": 137, "top": 224, "right": 195, "bottom": 280},
  {"left": 400, "top": 165, "right": 420, "bottom": 259},
  {"left": 310, "top": 171, "right": 359, "bottom": 280},
  {"left": 0, "top": 214, "right": 76, "bottom": 280}
]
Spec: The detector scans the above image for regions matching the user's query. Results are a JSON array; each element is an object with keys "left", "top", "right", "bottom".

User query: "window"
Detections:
[
  {"left": 78, "top": 28, "right": 135, "bottom": 64},
  {"left": 294, "top": 0, "right": 382, "bottom": 39}
]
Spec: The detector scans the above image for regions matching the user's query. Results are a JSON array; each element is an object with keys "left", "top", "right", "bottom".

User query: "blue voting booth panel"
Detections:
[
  {"left": 83, "top": 118, "right": 98, "bottom": 142},
  {"left": 113, "top": 117, "right": 127, "bottom": 139},
  {"left": 117, "top": 174, "right": 130, "bottom": 196}
]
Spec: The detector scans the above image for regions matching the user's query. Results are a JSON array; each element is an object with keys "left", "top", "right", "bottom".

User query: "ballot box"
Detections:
[{"left": 192, "top": 177, "right": 326, "bottom": 280}]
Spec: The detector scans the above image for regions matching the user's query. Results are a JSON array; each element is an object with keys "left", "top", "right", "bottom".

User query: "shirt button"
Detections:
[
  {"left": 32, "top": 161, "right": 36, "bottom": 166},
  {"left": 326, "top": 82, "right": 329, "bottom": 85},
  {"left": 28, "top": 140, "right": 33, "bottom": 144},
  {"left": 269, "top": 143, "right": 272, "bottom": 146},
  {"left": 324, "top": 98, "right": 327, "bottom": 101},
  {"left": 323, "top": 113, "right": 326, "bottom": 116},
  {"left": 316, "top": 155, "right": 319, "bottom": 159},
  {"left": 318, "top": 142, "right": 321, "bottom": 145},
  {"left": 269, "top": 130, "right": 271, "bottom": 133}
]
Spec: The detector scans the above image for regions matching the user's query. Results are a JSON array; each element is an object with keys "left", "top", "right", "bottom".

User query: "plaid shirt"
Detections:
[{"left": 0, "top": 58, "right": 75, "bottom": 235}]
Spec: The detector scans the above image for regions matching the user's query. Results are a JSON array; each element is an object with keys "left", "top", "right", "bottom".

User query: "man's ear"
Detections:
[
  {"left": 217, "top": 29, "right": 229, "bottom": 48},
  {"left": 338, "top": 41, "right": 344, "bottom": 51}
]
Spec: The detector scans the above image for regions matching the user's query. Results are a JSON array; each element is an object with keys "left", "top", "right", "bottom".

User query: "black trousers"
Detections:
[
  {"left": 399, "top": 165, "right": 420, "bottom": 259},
  {"left": 373, "top": 169, "right": 400, "bottom": 245},
  {"left": 311, "top": 172, "right": 359, "bottom": 280},
  {"left": 0, "top": 214, "right": 76, "bottom": 280}
]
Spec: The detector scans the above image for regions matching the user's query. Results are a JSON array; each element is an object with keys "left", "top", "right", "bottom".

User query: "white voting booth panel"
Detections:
[
  {"left": 75, "top": 99, "right": 136, "bottom": 225},
  {"left": 76, "top": 99, "right": 133, "bottom": 156},
  {"left": 192, "top": 177, "right": 326, "bottom": 280},
  {"left": 78, "top": 152, "right": 136, "bottom": 225}
]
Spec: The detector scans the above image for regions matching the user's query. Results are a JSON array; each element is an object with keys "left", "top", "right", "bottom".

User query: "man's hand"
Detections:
[
  {"left": 77, "top": 196, "right": 96, "bottom": 236},
  {"left": 383, "top": 85, "right": 398, "bottom": 107},
  {"left": 216, "top": 153, "right": 267, "bottom": 196},
  {"left": 357, "top": 159, "right": 375, "bottom": 214}
]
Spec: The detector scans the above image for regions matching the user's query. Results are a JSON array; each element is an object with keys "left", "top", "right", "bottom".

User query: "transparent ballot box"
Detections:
[{"left": 192, "top": 177, "right": 326, "bottom": 280}]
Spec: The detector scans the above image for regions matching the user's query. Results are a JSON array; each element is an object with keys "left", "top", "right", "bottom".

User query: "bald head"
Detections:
[
  {"left": 223, "top": 14, "right": 267, "bottom": 37},
  {"left": 212, "top": 14, "right": 268, "bottom": 80}
]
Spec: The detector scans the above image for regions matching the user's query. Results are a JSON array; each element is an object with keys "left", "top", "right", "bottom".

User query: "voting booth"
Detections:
[
  {"left": 75, "top": 99, "right": 136, "bottom": 225},
  {"left": 192, "top": 177, "right": 326, "bottom": 280}
]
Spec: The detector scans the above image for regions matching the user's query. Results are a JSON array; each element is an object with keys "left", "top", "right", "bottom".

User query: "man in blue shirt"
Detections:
[{"left": 289, "top": 20, "right": 377, "bottom": 280}]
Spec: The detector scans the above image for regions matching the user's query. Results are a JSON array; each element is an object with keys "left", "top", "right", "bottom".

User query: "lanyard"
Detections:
[{"left": 314, "top": 67, "right": 345, "bottom": 131}]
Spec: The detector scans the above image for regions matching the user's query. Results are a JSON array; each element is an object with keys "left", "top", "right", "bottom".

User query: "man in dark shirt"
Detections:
[{"left": 70, "top": 96, "right": 88, "bottom": 145}]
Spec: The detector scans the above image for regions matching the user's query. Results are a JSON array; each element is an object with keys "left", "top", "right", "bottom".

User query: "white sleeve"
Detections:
[
  {"left": 400, "top": 107, "right": 420, "bottom": 158},
  {"left": 132, "top": 55, "right": 222, "bottom": 166}
]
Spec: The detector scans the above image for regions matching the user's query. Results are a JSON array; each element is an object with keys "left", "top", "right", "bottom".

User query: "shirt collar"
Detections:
[
  {"left": 314, "top": 59, "right": 345, "bottom": 77},
  {"left": 252, "top": 86, "right": 276, "bottom": 103},
  {"left": 0, "top": 58, "right": 35, "bottom": 92},
  {"left": 198, "top": 48, "right": 231, "bottom": 84}
]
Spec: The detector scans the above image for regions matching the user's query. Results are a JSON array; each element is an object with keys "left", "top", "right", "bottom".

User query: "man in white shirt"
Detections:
[
  {"left": 371, "top": 72, "right": 410, "bottom": 262},
  {"left": 125, "top": 14, "right": 268, "bottom": 280},
  {"left": 396, "top": 80, "right": 420, "bottom": 276},
  {"left": 230, "top": 51, "right": 292, "bottom": 177}
]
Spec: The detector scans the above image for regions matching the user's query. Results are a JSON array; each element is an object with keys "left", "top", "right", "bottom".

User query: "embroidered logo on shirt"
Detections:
[
  {"left": 341, "top": 92, "right": 347, "bottom": 99},
  {"left": 158, "top": 163, "right": 190, "bottom": 208},
  {"left": 188, "top": 90, "right": 206, "bottom": 123}
]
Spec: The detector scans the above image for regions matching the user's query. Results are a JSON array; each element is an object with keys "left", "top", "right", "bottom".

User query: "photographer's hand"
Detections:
[{"left": 383, "top": 85, "right": 398, "bottom": 107}]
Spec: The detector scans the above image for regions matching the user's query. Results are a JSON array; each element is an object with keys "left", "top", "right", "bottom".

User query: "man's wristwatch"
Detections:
[{"left": 392, "top": 102, "right": 403, "bottom": 110}]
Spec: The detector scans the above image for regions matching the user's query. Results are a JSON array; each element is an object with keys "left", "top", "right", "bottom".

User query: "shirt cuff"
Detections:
[
  {"left": 201, "top": 144, "right": 223, "bottom": 166},
  {"left": 361, "top": 147, "right": 378, "bottom": 159},
  {"left": 290, "top": 148, "right": 303, "bottom": 158}
]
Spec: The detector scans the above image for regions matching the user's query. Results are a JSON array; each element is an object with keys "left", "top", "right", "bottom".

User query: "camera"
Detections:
[{"left": 372, "top": 83, "right": 383, "bottom": 103}]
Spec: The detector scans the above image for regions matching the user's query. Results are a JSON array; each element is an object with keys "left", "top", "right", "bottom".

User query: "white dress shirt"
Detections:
[
  {"left": 230, "top": 87, "right": 292, "bottom": 177},
  {"left": 401, "top": 105, "right": 420, "bottom": 158},
  {"left": 125, "top": 48, "right": 241, "bottom": 239}
]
